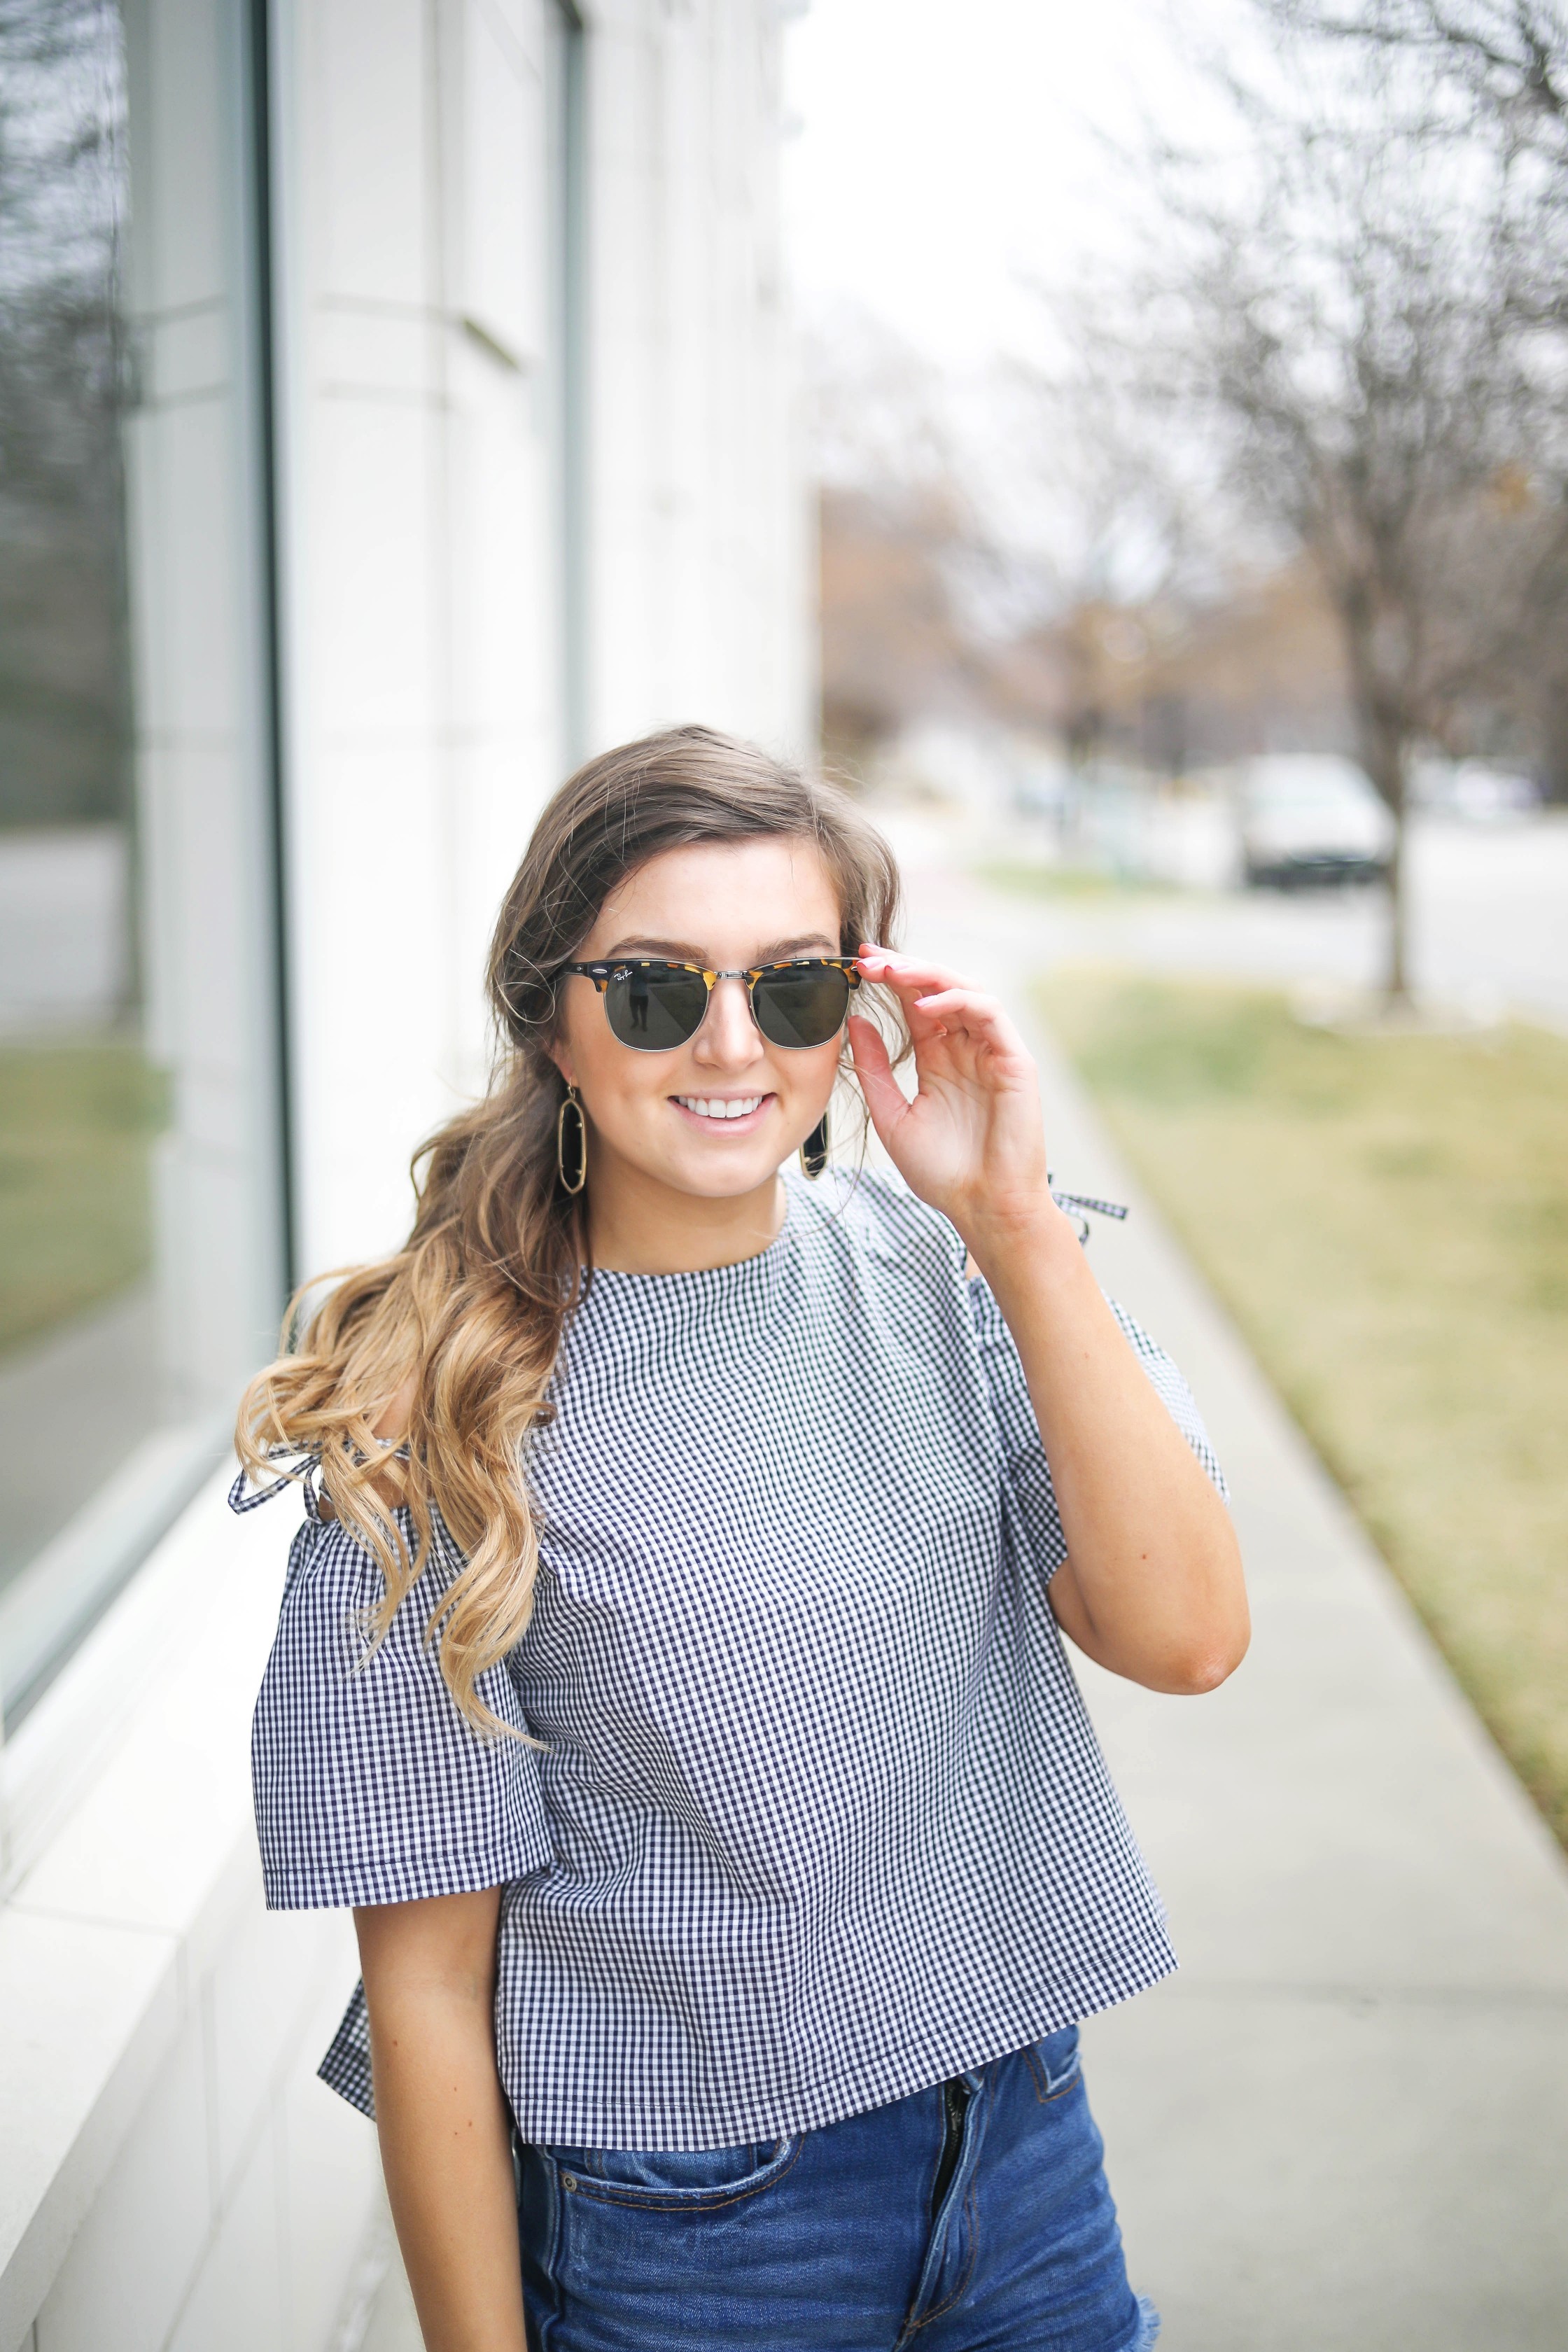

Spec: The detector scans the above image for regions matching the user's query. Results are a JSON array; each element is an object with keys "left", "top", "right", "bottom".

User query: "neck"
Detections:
[{"left": 585, "top": 1162, "right": 788, "bottom": 1275}]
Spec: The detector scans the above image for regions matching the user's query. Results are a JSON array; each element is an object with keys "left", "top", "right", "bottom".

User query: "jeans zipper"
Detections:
[{"left": 929, "top": 2075, "right": 972, "bottom": 2218}]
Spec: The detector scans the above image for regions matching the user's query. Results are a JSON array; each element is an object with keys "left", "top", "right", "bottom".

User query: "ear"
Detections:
[{"left": 545, "top": 1042, "right": 578, "bottom": 1088}]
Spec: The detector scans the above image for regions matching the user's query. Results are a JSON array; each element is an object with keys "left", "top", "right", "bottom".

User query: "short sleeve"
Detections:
[
  {"left": 968, "top": 1275, "right": 1228, "bottom": 1584},
  {"left": 1101, "top": 1299, "right": 1228, "bottom": 1499},
  {"left": 248, "top": 1499, "right": 553, "bottom": 1910}
]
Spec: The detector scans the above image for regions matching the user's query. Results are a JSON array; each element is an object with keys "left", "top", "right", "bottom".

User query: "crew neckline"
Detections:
[{"left": 580, "top": 1186, "right": 798, "bottom": 1287}]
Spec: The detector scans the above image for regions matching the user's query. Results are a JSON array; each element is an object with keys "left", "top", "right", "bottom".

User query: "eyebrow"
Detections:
[{"left": 596, "top": 932, "right": 840, "bottom": 964}]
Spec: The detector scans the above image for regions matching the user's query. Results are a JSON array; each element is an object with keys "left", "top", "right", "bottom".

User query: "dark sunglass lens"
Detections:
[
  {"left": 604, "top": 967, "right": 710, "bottom": 1050},
  {"left": 752, "top": 965, "right": 852, "bottom": 1050}
]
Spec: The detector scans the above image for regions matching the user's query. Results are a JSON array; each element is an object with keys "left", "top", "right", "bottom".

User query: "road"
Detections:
[{"left": 881, "top": 806, "right": 1568, "bottom": 1028}]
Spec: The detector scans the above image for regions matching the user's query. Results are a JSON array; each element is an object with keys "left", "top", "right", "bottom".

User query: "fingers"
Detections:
[
  {"left": 845, "top": 1013, "right": 911, "bottom": 1141},
  {"left": 860, "top": 945, "right": 993, "bottom": 1020},
  {"left": 904, "top": 984, "right": 1002, "bottom": 1026},
  {"left": 859, "top": 946, "right": 1025, "bottom": 1058},
  {"left": 857, "top": 944, "right": 965, "bottom": 997},
  {"left": 857, "top": 946, "right": 972, "bottom": 1037},
  {"left": 906, "top": 988, "right": 1028, "bottom": 1054}
]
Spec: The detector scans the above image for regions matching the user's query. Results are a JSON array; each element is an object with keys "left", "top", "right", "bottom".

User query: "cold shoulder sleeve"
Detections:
[
  {"left": 967, "top": 1274, "right": 1227, "bottom": 1586},
  {"left": 242, "top": 1482, "right": 553, "bottom": 1910}
]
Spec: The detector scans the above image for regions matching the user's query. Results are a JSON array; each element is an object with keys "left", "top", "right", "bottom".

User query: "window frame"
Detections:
[{"left": 0, "top": 0, "right": 290, "bottom": 1737}]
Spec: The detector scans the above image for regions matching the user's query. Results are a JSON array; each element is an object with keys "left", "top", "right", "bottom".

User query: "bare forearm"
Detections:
[
  {"left": 357, "top": 1896, "right": 526, "bottom": 2352},
  {"left": 974, "top": 1206, "right": 1248, "bottom": 1693},
  {"left": 846, "top": 943, "right": 1245, "bottom": 1692}
]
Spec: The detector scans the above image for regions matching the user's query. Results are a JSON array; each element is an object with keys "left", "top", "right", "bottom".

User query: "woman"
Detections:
[{"left": 237, "top": 727, "right": 1247, "bottom": 2352}]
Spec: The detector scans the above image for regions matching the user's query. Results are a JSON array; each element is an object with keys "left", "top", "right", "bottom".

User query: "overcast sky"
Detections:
[{"left": 781, "top": 0, "right": 1257, "bottom": 371}]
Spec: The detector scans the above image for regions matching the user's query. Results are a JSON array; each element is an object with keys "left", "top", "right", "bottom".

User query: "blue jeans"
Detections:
[{"left": 517, "top": 2029, "right": 1159, "bottom": 2351}]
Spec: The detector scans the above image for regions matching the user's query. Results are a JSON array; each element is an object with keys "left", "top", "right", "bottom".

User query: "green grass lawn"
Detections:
[
  {"left": 1040, "top": 969, "right": 1568, "bottom": 1849},
  {"left": 0, "top": 1037, "right": 166, "bottom": 1358}
]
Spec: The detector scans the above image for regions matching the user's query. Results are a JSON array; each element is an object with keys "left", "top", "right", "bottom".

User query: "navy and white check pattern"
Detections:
[{"left": 239, "top": 1170, "right": 1224, "bottom": 2148}]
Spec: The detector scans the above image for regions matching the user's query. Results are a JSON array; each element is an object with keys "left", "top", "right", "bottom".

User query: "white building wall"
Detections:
[
  {"left": 0, "top": 4, "right": 806, "bottom": 2348},
  {"left": 283, "top": 0, "right": 808, "bottom": 1278},
  {"left": 589, "top": 0, "right": 808, "bottom": 754}
]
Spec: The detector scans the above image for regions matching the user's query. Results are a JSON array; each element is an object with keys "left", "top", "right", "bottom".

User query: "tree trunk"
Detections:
[
  {"left": 1353, "top": 696, "right": 1409, "bottom": 1004},
  {"left": 1331, "top": 577, "right": 1410, "bottom": 1003},
  {"left": 1384, "top": 804, "right": 1408, "bottom": 1004},
  {"left": 1538, "top": 687, "right": 1568, "bottom": 805}
]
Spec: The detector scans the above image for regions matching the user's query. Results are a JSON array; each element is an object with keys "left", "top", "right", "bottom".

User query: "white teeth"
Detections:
[{"left": 676, "top": 1096, "right": 763, "bottom": 1121}]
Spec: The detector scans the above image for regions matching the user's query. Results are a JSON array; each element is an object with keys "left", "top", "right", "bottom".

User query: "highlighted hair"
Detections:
[{"left": 236, "top": 727, "right": 902, "bottom": 1733}]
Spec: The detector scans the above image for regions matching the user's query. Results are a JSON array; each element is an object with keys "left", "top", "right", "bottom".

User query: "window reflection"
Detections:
[{"left": 0, "top": 0, "right": 167, "bottom": 1602}]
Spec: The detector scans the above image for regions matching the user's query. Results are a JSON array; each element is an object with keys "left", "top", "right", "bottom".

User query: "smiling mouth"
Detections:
[{"left": 673, "top": 1094, "right": 771, "bottom": 1122}]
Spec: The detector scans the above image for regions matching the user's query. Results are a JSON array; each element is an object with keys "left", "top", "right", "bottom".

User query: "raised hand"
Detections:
[
  {"left": 850, "top": 943, "right": 1248, "bottom": 1698},
  {"left": 846, "top": 944, "right": 1060, "bottom": 1254}
]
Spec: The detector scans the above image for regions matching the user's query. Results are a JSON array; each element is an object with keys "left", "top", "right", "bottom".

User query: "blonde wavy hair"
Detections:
[{"left": 235, "top": 727, "right": 904, "bottom": 1734}]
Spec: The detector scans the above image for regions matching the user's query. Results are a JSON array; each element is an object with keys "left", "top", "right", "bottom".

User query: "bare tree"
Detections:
[
  {"left": 1274, "top": 0, "right": 1568, "bottom": 162},
  {"left": 817, "top": 485, "right": 979, "bottom": 776},
  {"left": 1021, "top": 388, "right": 1182, "bottom": 771},
  {"left": 804, "top": 306, "right": 1015, "bottom": 776},
  {"left": 1269, "top": 2, "right": 1568, "bottom": 796},
  {"left": 1097, "top": 29, "right": 1568, "bottom": 996}
]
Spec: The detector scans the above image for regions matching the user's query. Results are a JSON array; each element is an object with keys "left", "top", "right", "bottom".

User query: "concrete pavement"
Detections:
[{"left": 911, "top": 864, "right": 1568, "bottom": 2351}]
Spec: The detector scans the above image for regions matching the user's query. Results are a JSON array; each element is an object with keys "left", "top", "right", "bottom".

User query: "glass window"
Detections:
[{"left": 0, "top": 0, "right": 286, "bottom": 1730}]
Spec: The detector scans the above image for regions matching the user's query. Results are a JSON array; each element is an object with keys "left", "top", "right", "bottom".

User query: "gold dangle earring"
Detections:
[
  {"left": 556, "top": 1082, "right": 587, "bottom": 1195},
  {"left": 799, "top": 1108, "right": 830, "bottom": 1180}
]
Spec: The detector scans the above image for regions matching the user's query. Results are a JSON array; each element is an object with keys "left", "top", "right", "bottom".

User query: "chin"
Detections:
[{"left": 666, "top": 1149, "right": 785, "bottom": 1199}]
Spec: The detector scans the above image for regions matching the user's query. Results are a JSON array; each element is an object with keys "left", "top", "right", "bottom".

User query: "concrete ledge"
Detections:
[
  {"left": 0, "top": 1474, "right": 379, "bottom": 2352},
  {"left": 0, "top": 1910, "right": 180, "bottom": 2351}
]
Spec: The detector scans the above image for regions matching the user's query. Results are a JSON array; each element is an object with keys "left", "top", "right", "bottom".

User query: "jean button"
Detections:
[{"left": 561, "top": 2172, "right": 578, "bottom": 2190}]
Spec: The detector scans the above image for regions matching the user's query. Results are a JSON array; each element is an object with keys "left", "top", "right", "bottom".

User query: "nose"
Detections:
[{"left": 694, "top": 974, "right": 764, "bottom": 1069}]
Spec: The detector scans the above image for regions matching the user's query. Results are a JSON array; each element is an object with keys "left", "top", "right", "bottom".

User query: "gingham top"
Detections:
[{"left": 237, "top": 1168, "right": 1224, "bottom": 2149}]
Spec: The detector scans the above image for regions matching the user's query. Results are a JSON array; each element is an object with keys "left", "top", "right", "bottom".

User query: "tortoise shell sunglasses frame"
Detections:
[{"left": 563, "top": 957, "right": 862, "bottom": 1053}]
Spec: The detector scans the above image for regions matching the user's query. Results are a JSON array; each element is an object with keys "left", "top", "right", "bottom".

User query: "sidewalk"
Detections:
[{"left": 909, "top": 864, "right": 1568, "bottom": 2351}]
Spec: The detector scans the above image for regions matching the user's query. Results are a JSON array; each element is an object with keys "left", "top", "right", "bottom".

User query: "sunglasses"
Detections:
[{"left": 565, "top": 957, "right": 862, "bottom": 1052}]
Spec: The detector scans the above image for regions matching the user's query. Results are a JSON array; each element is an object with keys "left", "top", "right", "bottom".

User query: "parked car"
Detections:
[{"left": 1238, "top": 755, "right": 1394, "bottom": 889}]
